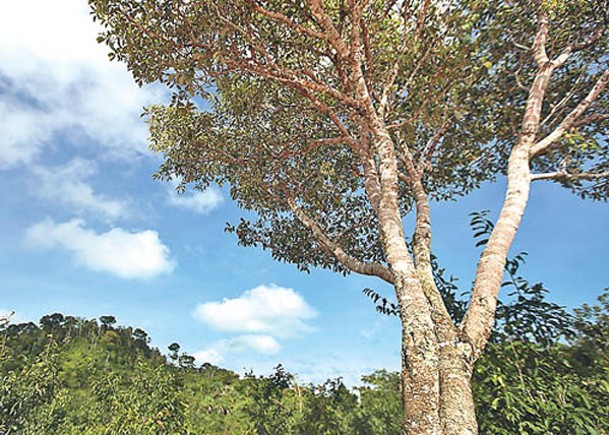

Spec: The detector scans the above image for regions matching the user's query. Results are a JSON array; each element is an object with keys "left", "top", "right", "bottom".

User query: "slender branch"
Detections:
[
  {"left": 360, "top": 17, "right": 375, "bottom": 93},
  {"left": 387, "top": 78, "right": 451, "bottom": 130},
  {"left": 531, "top": 171, "right": 609, "bottom": 181},
  {"left": 396, "top": 32, "right": 441, "bottom": 101},
  {"left": 413, "top": 0, "right": 430, "bottom": 43},
  {"left": 224, "top": 52, "right": 360, "bottom": 108},
  {"left": 531, "top": 68, "right": 609, "bottom": 157},
  {"left": 572, "top": 112, "right": 609, "bottom": 127},
  {"left": 275, "top": 137, "right": 350, "bottom": 160},
  {"left": 417, "top": 119, "right": 451, "bottom": 172},
  {"left": 248, "top": 1, "right": 329, "bottom": 42},
  {"left": 540, "top": 71, "right": 585, "bottom": 128},
  {"left": 514, "top": 68, "right": 529, "bottom": 92},
  {"left": 572, "top": 26, "right": 605, "bottom": 52},
  {"left": 286, "top": 196, "right": 395, "bottom": 284}
]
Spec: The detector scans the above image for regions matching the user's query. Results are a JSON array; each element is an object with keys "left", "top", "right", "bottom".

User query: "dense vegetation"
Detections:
[{"left": 2, "top": 282, "right": 608, "bottom": 434}]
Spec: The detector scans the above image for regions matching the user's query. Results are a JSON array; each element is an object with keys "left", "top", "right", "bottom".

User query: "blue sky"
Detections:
[{"left": 1, "top": 0, "right": 608, "bottom": 385}]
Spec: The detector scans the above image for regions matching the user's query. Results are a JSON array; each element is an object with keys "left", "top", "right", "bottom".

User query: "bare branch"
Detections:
[
  {"left": 572, "top": 26, "right": 605, "bottom": 52},
  {"left": 356, "top": 120, "right": 383, "bottom": 212},
  {"left": 540, "top": 71, "right": 585, "bottom": 128},
  {"left": 413, "top": 0, "right": 431, "bottom": 43},
  {"left": 226, "top": 60, "right": 360, "bottom": 108},
  {"left": 395, "top": 138, "right": 457, "bottom": 335},
  {"left": 572, "top": 112, "right": 609, "bottom": 127},
  {"left": 548, "top": 26, "right": 604, "bottom": 70},
  {"left": 514, "top": 68, "right": 529, "bottom": 92},
  {"left": 306, "top": 0, "right": 350, "bottom": 59},
  {"left": 531, "top": 171, "right": 609, "bottom": 181}
]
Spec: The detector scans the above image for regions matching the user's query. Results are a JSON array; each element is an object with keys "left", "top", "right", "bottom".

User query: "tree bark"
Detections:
[
  {"left": 398, "top": 325, "right": 479, "bottom": 434},
  {"left": 438, "top": 339, "right": 478, "bottom": 435},
  {"left": 396, "top": 276, "right": 442, "bottom": 434}
]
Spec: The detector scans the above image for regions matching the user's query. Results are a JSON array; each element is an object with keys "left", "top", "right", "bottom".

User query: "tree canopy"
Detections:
[{"left": 90, "top": 0, "right": 609, "bottom": 262}]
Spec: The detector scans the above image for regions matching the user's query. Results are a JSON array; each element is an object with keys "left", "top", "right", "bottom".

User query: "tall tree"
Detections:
[{"left": 90, "top": 0, "right": 609, "bottom": 433}]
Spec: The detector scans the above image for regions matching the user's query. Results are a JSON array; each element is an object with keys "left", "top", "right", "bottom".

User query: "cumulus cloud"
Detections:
[
  {"left": 0, "top": 0, "right": 163, "bottom": 168},
  {"left": 26, "top": 219, "right": 175, "bottom": 279},
  {"left": 168, "top": 188, "right": 223, "bottom": 215},
  {"left": 33, "top": 159, "right": 128, "bottom": 221},
  {"left": 193, "top": 335, "right": 281, "bottom": 366},
  {"left": 194, "top": 285, "right": 317, "bottom": 338}
]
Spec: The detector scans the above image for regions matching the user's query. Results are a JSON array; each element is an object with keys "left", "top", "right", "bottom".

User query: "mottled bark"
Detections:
[
  {"left": 439, "top": 340, "right": 478, "bottom": 435},
  {"left": 372, "top": 127, "right": 443, "bottom": 434},
  {"left": 462, "top": 11, "right": 550, "bottom": 357}
]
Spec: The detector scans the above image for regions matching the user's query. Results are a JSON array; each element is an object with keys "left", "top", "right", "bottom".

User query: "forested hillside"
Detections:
[{"left": 2, "top": 286, "right": 608, "bottom": 434}]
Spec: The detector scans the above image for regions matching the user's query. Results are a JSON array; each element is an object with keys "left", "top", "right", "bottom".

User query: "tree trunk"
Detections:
[
  {"left": 399, "top": 303, "right": 478, "bottom": 435},
  {"left": 438, "top": 340, "right": 478, "bottom": 434}
]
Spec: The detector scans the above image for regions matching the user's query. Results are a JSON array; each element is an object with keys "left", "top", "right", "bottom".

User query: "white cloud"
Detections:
[
  {"left": 235, "top": 335, "right": 282, "bottom": 354},
  {"left": 0, "top": 0, "right": 164, "bottom": 168},
  {"left": 168, "top": 188, "right": 223, "bottom": 215},
  {"left": 26, "top": 219, "right": 175, "bottom": 279},
  {"left": 193, "top": 334, "right": 281, "bottom": 366},
  {"left": 194, "top": 285, "right": 316, "bottom": 338},
  {"left": 193, "top": 348, "right": 224, "bottom": 365},
  {"left": 0, "top": 101, "right": 49, "bottom": 167},
  {"left": 33, "top": 159, "right": 128, "bottom": 221}
]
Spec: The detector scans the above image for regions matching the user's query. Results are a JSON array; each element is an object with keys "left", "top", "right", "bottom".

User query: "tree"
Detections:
[
  {"left": 89, "top": 0, "right": 609, "bottom": 433},
  {"left": 168, "top": 342, "right": 181, "bottom": 363},
  {"left": 99, "top": 315, "right": 117, "bottom": 331}
]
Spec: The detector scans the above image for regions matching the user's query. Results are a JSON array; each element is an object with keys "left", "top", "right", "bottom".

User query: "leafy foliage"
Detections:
[{"left": 87, "top": 0, "right": 609, "bottom": 281}]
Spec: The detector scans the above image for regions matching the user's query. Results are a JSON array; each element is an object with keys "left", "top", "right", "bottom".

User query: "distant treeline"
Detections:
[{"left": 1, "top": 286, "right": 608, "bottom": 434}]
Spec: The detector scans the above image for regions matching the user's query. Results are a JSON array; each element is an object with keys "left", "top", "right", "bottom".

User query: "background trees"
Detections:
[{"left": 1, "top": 283, "right": 608, "bottom": 434}]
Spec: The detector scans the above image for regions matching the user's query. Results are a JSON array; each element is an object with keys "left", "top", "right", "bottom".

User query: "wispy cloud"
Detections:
[
  {"left": 0, "top": 1, "right": 163, "bottom": 168},
  {"left": 168, "top": 188, "right": 224, "bottom": 215},
  {"left": 193, "top": 334, "right": 281, "bottom": 366},
  {"left": 33, "top": 159, "right": 129, "bottom": 221},
  {"left": 194, "top": 284, "right": 316, "bottom": 338},
  {"left": 0, "top": 101, "right": 50, "bottom": 168},
  {"left": 26, "top": 219, "right": 175, "bottom": 279}
]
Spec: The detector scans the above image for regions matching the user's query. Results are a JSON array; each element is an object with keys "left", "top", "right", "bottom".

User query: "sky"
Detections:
[{"left": 1, "top": 0, "right": 608, "bottom": 385}]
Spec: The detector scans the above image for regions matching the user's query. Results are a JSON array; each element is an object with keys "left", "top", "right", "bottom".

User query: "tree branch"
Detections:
[
  {"left": 248, "top": 1, "right": 329, "bottom": 42},
  {"left": 531, "top": 10, "right": 550, "bottom": 67},
  {"left": 306, "top": 0, "right": 350, "bottom": 59},
  {"left": 531, "top": 68, "right": 609, "bottom": 157},
  {"left": 286, "top": 196, "right": 394, "bottom": 284},
  {"left": 417, "top": 119, "right": 451, "bottom": 172},
  {"left": 531, "top": 170, "right": 609, "bottom": 181}
]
